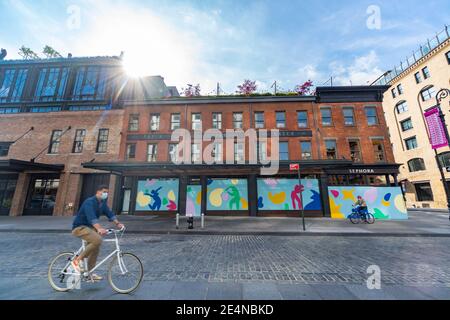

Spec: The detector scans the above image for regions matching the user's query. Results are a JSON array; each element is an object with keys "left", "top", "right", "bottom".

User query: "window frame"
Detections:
[
  {"left": 348, "top": 139, "right": 362, "bottom": 163},
  {"left": 126, "top": 143, "right": 137, "bottom": 160},
  {"left": 343, "top": 107, "right": 355, "bottom": 126},
  {"left": 408, "top": 158, "right": 426, "bottom": 172},
  {"left": 279, "top": 141, "right": 290, "bottom": 161},
  {"left": 405, "top": 136, "right": 418, "bottom": 150},
  {"left": 96, "top": 129, "right": 109, "bottom": 154},
  {"left": 297, "top": 111, "right": 308, "bottom": 129},
  {"left": 48, "top": 130, "right": 63, "bottom": 155},
  {"left": 191, "top": 113, "right": 202, "bottom": 131},
  {"left": 365, "top": 106, "right": 379, "bottom": 126},
  {"left": 300, "top": 141, "right": 312, "bottom": 160},
  {"left": 147, "top": 143, "right": 158, "bottom": 162},
  {"left": 325, "top": 140, "right": 337, "bottom": 160},
  {"left": 415, "top": 72, "right": 423, "bottom": 84},
  {"left": 321, "top": 108, "right": 333, "bottom": 126},
  {"left": 128, "top": 114, "right": 140, "bottom": 132},
  {"left": 396, "top": 101, "right": 408, "bottom": 114},
  {"left": 233, "top": 112, "right": 244, "bottom": 129},
  {"left": 420, "top": 86, "right": 436, "bottom": 102},
  {"left": 150, "top": 114, "right": 161, "bottom": 132},
  {"left": 212, "top": 112, "right": 223, "bottom": 130},
  {"left": 255, "top": 112, "right": 265, "bottom": 129},
  {"left": 171, "top": 113, "right": 181, "bottom": 131},
  {"left": 414, "top": 183, "right": 434, "bottom": 202},
  {"left": 422, "top": 66, "right": 431, "bottom": 79},
  {"left": 72, "top": 129, "right": 86, "bottom": 154},
  {"left": 372, "top": 140, "right": 386, "bottom": 163},
  {"left": 400, "top": 118, "right": 413, "bottom": 132}
]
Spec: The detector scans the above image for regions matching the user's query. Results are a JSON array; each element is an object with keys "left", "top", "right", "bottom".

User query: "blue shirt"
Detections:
[{"left": 72, "top": 196, "right": 117, "bottom": 230}]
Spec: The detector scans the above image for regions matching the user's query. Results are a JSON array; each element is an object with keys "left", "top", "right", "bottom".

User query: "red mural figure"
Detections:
[{"left": 291, "top": 184, "right": 305, "bottom": 210}]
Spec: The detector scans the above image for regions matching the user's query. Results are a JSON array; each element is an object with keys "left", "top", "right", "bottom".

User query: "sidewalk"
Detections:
[{"left": 0, "top": 210, "right": 449, "bottom": 236}]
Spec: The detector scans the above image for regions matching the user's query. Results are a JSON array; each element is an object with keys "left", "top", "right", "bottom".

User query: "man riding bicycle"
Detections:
[
  {"left": 71, "top": 185, "right": 124, "bottom": 281},
  {"left": 354, "top": 196, "right": 368, "bottom": 218}
]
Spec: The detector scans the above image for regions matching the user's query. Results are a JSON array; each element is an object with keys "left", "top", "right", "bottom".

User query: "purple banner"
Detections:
[{"left": 425, "top": 107, "right": 448, "bottom": 150}]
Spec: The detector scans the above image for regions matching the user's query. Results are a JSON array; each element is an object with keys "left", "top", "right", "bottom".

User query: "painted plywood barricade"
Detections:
[
  {"left": 136, "top": 179, "right": 179, "bottom": 212},
  {"left": 186, "top": 185, "right": 202, "bottom": 217},
  {"left": 257, "top": 179, "right": 322, "bottom": 211},
  {"left": 329, "top": 187, "right": 408, "bottom": 220},
  {"left": 207, "top": 179, "right": 249, "bottom": 211}
]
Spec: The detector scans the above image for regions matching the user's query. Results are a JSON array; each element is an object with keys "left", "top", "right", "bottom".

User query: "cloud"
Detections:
[{"left": 330, "top": 50, "right": 383, "bottom": 85}]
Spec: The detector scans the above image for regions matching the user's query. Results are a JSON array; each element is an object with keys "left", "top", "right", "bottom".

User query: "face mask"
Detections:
[{"left": 101, "top": 192, "right": 109, "bottom": 200}]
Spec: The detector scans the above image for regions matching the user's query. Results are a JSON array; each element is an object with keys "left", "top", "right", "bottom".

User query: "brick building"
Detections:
[
  {"left": 0, "top": 53, "right": 178, "bottom": 216},
  {"left": 85, "top": 86, "right": 405, "bottom": 218}
]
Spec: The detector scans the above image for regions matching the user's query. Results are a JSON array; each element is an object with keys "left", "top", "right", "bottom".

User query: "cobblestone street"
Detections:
[{"left": 1, "top": 232, "right": 450, "bottom": 300}]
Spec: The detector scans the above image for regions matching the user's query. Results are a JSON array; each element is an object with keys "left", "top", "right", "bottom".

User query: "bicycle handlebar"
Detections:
[{"left": 107, "top": 226, "right": 126, "bottom": 235}]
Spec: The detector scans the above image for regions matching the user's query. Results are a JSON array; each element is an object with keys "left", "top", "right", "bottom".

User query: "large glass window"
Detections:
[
  {"left": 297, "top": 111, "right": 308, "bottom": 128},
  {"left": 276, "top": 112, "right": 286, "bottom": 129},
  {"left": 30, "top": 106, "right": 62, "bottom": 113},
  {"left": 321, "top": 108, "right": 333, "bottom": 126},
  {"left": 72, "top": 66, "right": 107, "bottom": 100},
  {"left": 0, "top": 69, "right": 28, "bottom": 103},
  {"left": 415, "top": 183, "right": 434, "bottom": 202},
  {"left": 349, "top": 140, "right": 362, "bottom": 162},
  {"left": 279, "top": 142, "right": 289, "bottom": 161},
  {"left": 0, "top": 107, "right": 20, "bottom": 114},
  {"left": 405, "top": 137, "right": 418, "bottom": 150},
  {"left": 365, "top": 107, "right": 379, "bottom": 126},
  {"left": 439, "top": 152, "right": 450, "bottom": 168},
  {"left": 0, "top": 177, "right": 16, "bottom": 215},
  {"left": 212, "top": 113, "right": 222, "bottom": 130},
  {"left": 48, "top": 130, "right": 62, "bottom": 154},
  {"left": 72, "top": 129, "right": 86, "bottom": 154},
  {"left": 192, "top": 113, "right": 202, "bottom": 130},
  {"left": 408, "top": 158, "right": 426, "bottom": 172},
  {"left": 300, "top": 141, "right": 312, "bottom": 160},
  {"left": 96, "top": 129, "right": 109, "bottom": 153},
  {"left": 26, "top": 178, "right": 59, "bottom": 215},
  {"left": 126, "top": 144, "right": 136, "bottom": 160},
  {"left": 401, "top": 118, "right": 413, "bottom": 132},
  {"left": 343, "top": 108, "right": 355, "bottom": 126},
  {"left": 372, "top": 140, "right": 386, "bottom": 162},
  {"left": 255, "top": 112, "right": 265, "bottom": 129},
  {"left": 34, "top": 67, "right": 69, "bottom": 101},
  {"left": 325, "top": 140, "right": 337, "bottom": 159},
  {"left": 171, "top": 114, "right": 181, "bottom": 130},
  {"left": 128, "top": 114, "right": 139, "bottom": 132},
  {"left": 234, "top": 142, "right": 245, "bottom": 162}
]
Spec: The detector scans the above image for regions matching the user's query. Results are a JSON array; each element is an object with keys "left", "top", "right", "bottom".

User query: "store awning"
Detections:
[{"left": 0, "top": 159, "right": 64, "bottom": 173}]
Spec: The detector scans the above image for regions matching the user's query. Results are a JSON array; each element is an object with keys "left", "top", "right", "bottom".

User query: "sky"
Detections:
[{"left": 0, "top": 0, "right": 449, "bottom": 94}]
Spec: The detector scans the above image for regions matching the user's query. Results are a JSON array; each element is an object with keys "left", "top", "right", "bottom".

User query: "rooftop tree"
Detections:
[
  {"left": 295, "top": 80, "right": 314, "bottom": 96},
  {"left": 18, "top": 46, "right": 40, "bottom": 60},
  {"left": 43, "top": 45, "right": 62, "bottom": 59},
  {"left": 237, "top": 80, "right": 257, "bottom": 96},
  {"left": 183, "top": 84, "right": 201, "bottom": 97}
]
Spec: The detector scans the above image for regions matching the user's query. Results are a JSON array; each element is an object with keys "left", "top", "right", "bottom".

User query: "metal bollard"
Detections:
[
  {"left": 201, "top": 214, "right": 205, "bottom": 229},
  {"left": 188, "top": 217, "right": 194, "bottom": 230},
  {"left": 176, "top": 214, "right": 180, "bottom": 230}
]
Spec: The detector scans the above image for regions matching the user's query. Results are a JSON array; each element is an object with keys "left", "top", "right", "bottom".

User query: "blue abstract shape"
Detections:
[
  {"left": 384, "top": 193, "right": 392, "bottom": 202},
  {"left": 304, "top": 190, "right": 322, "bottom": 211},
  {"left": 207, "top": 179, "right": 213, "bottom": 186},
  {"left": 145, "top": 187, "right": 163, "bottom": 211},
  {"left": 257, "top": 196, "right": 264, "bottom": 209}
]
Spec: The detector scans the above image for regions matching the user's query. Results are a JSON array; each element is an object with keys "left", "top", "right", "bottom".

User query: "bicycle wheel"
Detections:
[
  {"left": 349, "top": 213, "right": 361, "bottom": 225},
  {"left": 366, "top": 213, "right": 376, "bottom": 225},
  {"left": 48, "top": 252, "right": 80, "bottom": 292},
  {"left": 108, "top": 252, "right": 143, "bottom": 294}
]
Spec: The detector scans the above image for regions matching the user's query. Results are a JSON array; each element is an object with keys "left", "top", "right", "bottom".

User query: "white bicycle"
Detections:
[{"left": 48, "top": 227, "right": 143, "bottom": 294}]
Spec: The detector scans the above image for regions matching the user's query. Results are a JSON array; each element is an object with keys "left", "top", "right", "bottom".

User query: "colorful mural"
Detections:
[
  {"left": 136, "top": 179, "right": 179, "bottom": 212},
  {"left": 207, "top": 179, "right": 249, "bottom": 211},
  {"left": 186, "top": 185, "right": 202, "bottom": 217},
  {"left": 328, "top": 187, "right": 408, "bottom": 220},
  {"left": 257, "top": 179, "right": 322, "bottom": 211}
]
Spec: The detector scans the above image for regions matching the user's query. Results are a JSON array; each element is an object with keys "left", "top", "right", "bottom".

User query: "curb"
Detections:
[{"left": 1, "top": 229, "right": 450, "bottom": 238}]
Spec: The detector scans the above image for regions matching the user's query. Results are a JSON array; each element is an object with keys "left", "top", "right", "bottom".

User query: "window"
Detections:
[
  {"left": 405, "top": 137, "right": 418, "bottom": 150},
  {"left": 415, "top": 72, "right": 423, "bottom": 84},
  {"left": 279, "top": 142, "right": 289, "bottom": 161},
  {"left": 34, "top": 67, "right": 69, "bottom": 102},
  {"left": 325, "top": 140, "right": 337, "bottom": 160},
  {"left": 0, "top": 107, "right": 20, "bottom": 114},
  {"left": 0, "top": 68, "right": 28, "bottom": 103},
  {"left": 233, "top": 113, "right": 243, "bottom": 129},
  {"left": 0, "top": 177, "right": 17, "bottom": 212},
  {"left": 169, "top": 144, "right": 179, "bottom": 163},
  {"left": 421, "top": 86, "right": 436, "bottom": 101},
  {"left": 234, "top": 143, "right": 245, "bottom": 162},
  {"left": 191, "top": 143, "right": 201, "bottom": 163},
  {"left": 96, "top": 129, "right": 109, "bottom": 153},
  {"left": 171, "top": 114, "right": 181, "bottom": 130},
  {"left": 48, "top": 130, "right": 62, "bottom": 154},
  {"left": 321, "top": 108, "right": 333, "bottom": 126},
  {"left": 255, "top": 112, "right": 265, "bottom": 129},
  {"left": 391, "top": 88, "right": 397, "bottom": 98},
  {"left": 72, "top": 66, "right": 107, "bottom": 100},
  {"left": 259, "top": 141, "right": 267, "bottom": 161},
  {"left": 343, "top": 108, "right": 355, "bottom": 126},
  {"left": 68, "top": 105, "right": 111, "bottom": 112},
  {"left": 126, "top": 144, "right": 136, "bottom": 160},
  {"left": 212, "top": 113, "right": 222, "bottom": 130},
  {"left": 408, "top": 158, "right": 426, "bottom": 172},
  {"left": 276, "top": 112, "right": 286, "bottom": 129},
  {"left": 30, "top": 106, "right": 62, "bottom": 113},
  {"left": 415, "top": 183, "right": 434, "bottom": 202},
  {"left": 0, "top": 143, "right": 12, "bottom": 157},
  {"left": 192, "top": 113, "right": 202, "bottom": 130},
  {"left": 147, "top": 144, "right": 158, "bottom": 162},
  {"left": 212, "top": 142, "right": 223, "bottom": 162},
  {"left": 446, "top": 51, "right": 450, "bottom": 64},
  {"left": 72, "top": 129, "right": 86, "bottom": 154},
  {"left": 396, "top": 101, "right": 408, "bottom": 114},
  {"left": 349, "top": 140, "right": 362, "bottom": 163},
  {"left": 150, "top": 114, "right": 160, "bottom": 131},
  {"left": 300, "top": 141, "right": 312, "bottom": 160},
  {"left": 439, "top": 152, "right": 450, "bottom": 168},
  {"left": 422, "top": 66, "right": 431, "bottom": 79},
  {"left": 400, "top": 118, "right": 413, "bottom": 132},
  {"left": 297, "top": 111, "right": 308, "bottom": 128},
  {"left": 365, "top": 107, "right": 379, "bottom": 126},
  {"left": 372, "top": 140, "right": 386, "bottom": 162},
  {"left": 397, "top": 84, "right": 404, "bottom": 95},
  {"left": 128, "top": 114, "right": 139, "bottom": 132}
]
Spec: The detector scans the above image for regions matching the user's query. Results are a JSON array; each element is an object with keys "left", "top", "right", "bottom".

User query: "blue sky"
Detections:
[{"left": 0, "top": 0, "right": 449, "bottom": 94}]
